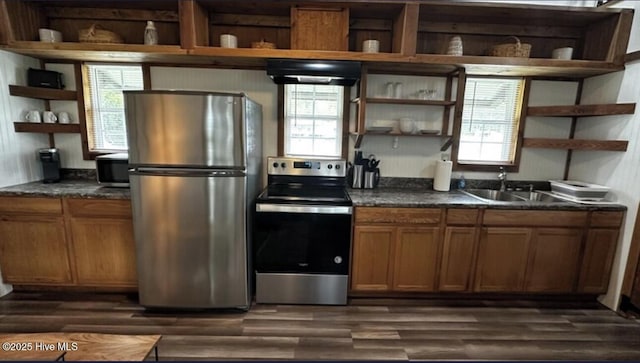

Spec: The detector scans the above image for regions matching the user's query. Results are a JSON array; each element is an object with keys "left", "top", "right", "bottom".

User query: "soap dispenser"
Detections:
[
  {"left": 458, "top": 174, "right": 466, "bottom": 190},
  {"left": 144, "top": 21, "right": 158, "bottom": 45}
]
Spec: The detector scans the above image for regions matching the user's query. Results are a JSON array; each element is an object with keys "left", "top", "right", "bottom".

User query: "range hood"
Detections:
[{"left": 266, "top": 59, "right": 361, "bottom": 86}]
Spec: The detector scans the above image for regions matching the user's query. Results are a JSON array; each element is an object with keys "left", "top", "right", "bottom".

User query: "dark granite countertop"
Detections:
[
  {"left": 0, "top": 180, "right": 130, "bottom": 200},
  {"left": 0, "top": 180, "right": 626, "bottom": 211},
  {"left": 348, "top": 188, "right": 627, "bottom": 211}
]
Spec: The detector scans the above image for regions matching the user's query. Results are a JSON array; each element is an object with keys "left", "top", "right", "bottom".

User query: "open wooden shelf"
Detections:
[
  {"left": 354, "top": 97, "right": 456, "bottom": 106},
  {"left": 14, "top": 122, "right": 80, "bottom": 134},
  {"left": 5, "top": 42, "right": 189, "bottom": 64},
  {"left": 9, "top": 85, "right": 76, "bottom": 100},
  {"left": 527, "top": 103, "right": 636, "bottom": 117},
  {"left": 1, "top": 41, "right": 628, "bottom": 78},
  {"left": 350, "top": 131, "right": 449, "bottom": 149},
  {"left": 523, "top": 138, "right": 628, "bottom": 151}
]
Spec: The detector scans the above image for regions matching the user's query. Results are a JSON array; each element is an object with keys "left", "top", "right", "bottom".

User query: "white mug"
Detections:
[
  {"left": 58, "top": 112, "right": 71, "bottom": 123},
  {"left": 362, "top": 39, "right": 380, "bottom": 53},
  {"left": 42, "top": 111, "right": 57, "bottom": 123},
  {"left": 220, "top": 34, "right": 238, "bottom": 48},
  {"left": 26, "top": 110, "right": 41, "bottom": 123}
]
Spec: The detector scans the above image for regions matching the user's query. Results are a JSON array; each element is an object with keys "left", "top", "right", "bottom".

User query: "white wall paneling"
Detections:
[{"left": 567, "top": 1, "right": 640, "bottom": 310}]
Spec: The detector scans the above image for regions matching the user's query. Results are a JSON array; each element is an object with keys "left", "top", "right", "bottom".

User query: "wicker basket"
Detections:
[
  {"left": 251, "top": 40, "right": 276, "bottom": 49},
  {"left": 490, "top": 36, "right": 531, "bottom": 58},
  {"left": 78, "top": 24, "right": 123, "bottom": 44}
]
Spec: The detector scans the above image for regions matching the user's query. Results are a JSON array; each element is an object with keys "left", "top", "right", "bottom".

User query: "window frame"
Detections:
[
  {"left": 277, "top": 84, "right": 350, "bottom": 159},
  {"left": 452, "top": 75, "right": 530, "bottom": 173},
  {"left": 79, "top": 63, "right": 150, "bottom": 160}
]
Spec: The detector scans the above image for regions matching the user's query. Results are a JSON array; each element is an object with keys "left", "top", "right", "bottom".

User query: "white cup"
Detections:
[
  {"left": 362, "top": 39, "right": 380, "bottom": 53},
  {"left": 552, "top": 47, "right": 573, "bottom": 60},
  {"left": 26, "top": 110, "right": 41, "bottom": 123},
  {"left": 42, "top": 111, "right": 57, "bottom": 123},
  {"left": 38, "top": 28, "right": 62, "bottom": 42},
  {"left": 220, "top": 34, "right": 238, "bottom": 48},
  {"left": 58, "top": 112, "right": 71, "bottom": 124}
]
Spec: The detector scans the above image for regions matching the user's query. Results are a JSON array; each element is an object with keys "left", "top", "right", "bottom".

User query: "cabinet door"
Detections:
[
  {"left": 578, "top": 228, "right": 619, "bottom": 294},
  {"left": 0, "top": 216, "right": 72, "bottom": 284},
  {"left": 351, "top": 226, "right": 395, "bottom": 291},
  {"left": 440, "top": 227, "right": 476, "bottom": 291},
  {"left": 69, "top": 218, "right": 137, "bottom": 286},
  {"left": 392, "top": 227, "right": 440, "bottom": 292},
  {"left": 291, "top": 7, "right": 349, "bottom": 51},
  {"left": 524, "top": 228, "right": 583, "bottom": 293},
  {"left": 474, "top": 227, "right": 531, "bottom": 292}
]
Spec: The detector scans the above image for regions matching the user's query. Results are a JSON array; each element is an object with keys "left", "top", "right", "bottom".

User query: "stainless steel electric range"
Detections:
[{"left": 253, "top": 157, "right": 352, "bottom": 305}]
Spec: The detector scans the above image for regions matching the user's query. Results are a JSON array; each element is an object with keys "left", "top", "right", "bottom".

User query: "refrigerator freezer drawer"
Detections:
[{"left": 130, "top": 173, "right": 249, "bottom": 309}]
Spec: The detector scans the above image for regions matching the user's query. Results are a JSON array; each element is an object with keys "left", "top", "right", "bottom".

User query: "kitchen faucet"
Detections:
[{"left": 498, "top": 167, "right": 507, "bottom": 191}]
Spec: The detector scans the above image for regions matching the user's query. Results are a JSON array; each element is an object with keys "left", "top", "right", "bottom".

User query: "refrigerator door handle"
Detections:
[{"left": 131, "top": 168, "right": 246, "bottom": 177}]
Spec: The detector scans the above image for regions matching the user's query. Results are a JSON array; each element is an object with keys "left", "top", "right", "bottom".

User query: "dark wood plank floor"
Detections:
[{"left": 1, "top": 292, "right": 639, "bottom": 361}]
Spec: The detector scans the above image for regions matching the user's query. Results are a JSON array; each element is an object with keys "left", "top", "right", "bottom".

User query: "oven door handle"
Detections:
[{"left": 256, "top": 204, "right": 352, "bottom": 215}]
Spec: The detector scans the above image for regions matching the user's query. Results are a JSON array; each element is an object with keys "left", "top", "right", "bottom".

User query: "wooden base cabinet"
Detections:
[
  {"left": 578, "top": 228, "right": 619, "bottom": 294},
  {"left": 66, "top": 199, "right": 137, "bottom": 287},
  {"left": 0, "top": 196, "right": 136, "bottom": 289},
  {"left": 351, "top": 207, "right": 442, "bottom": 293},
  {"left": 0, "top": 216, "right": 72, "bottom": 284},
  {"left": 351, "top": 226, "right": 395, "bottom": 291},
  {"left": 474, "top": 228, "right": 532, "bottom": 292},
  {"left": 393, "top": 227, "right": 440, "bottom": 291},
  {"left": 524, "top": 228, "right": 583, "bottom": 293},
  {"left": 439, "top": 227, "right": 476, "bottom": 291},
  {"left": 578, "top": 211, "right": 624, "bottom": 294},
  {"left": 68, "top": 218, "right": 137, "bottom": 286},
  {"left": 0, "top": 197, "right": 72, "bottom": 284}
]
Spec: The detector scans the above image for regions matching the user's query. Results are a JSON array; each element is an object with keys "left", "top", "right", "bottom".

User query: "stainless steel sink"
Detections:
[
  {"left": 462, "top": 189, "right": 566, "bottom": 203},
  {"left": 462, "top": 189, "right": 527, "bottom": 202},
  {"left": 510, "top": 191, "right": 566, "bottom": 203}
]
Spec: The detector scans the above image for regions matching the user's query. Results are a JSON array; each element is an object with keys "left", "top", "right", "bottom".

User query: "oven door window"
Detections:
[{"left": 254, "top": 210, "right": 351, "bottom": 275}]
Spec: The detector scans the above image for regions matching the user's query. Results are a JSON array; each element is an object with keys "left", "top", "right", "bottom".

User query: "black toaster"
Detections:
[{"left": 27, "top": 68, "right": 65, "bottom": 89}]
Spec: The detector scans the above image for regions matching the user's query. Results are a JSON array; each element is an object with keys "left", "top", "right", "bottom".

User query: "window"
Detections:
[
  {"left": 455, "top": 76, "right": 525, "bottom": 169},
  {"left": 85, "top": 64, "right": 144, "bottom": 152},
  {"left": 284, "top": 84, "right": 344, "bottom": 158}
]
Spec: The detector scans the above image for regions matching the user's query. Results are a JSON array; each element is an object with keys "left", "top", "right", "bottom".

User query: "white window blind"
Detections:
[
  {"left": 85, "top": 64, "right": 143, "bottom": 151},
  {"left": 284, "top": 84, "right": 343, "bottom": 158},
  {"left": 458, "top": 77, "right": 524, "bottom": 164}
]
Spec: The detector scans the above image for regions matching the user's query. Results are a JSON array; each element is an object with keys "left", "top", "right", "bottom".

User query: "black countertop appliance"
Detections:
[{"left": 38, "top": 148, "right": 61, "bottom": 183}]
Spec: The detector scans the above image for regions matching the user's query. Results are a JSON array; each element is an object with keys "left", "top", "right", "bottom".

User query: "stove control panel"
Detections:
[{"left": 268, "top": 157, "right": 347, "bottom": 177}]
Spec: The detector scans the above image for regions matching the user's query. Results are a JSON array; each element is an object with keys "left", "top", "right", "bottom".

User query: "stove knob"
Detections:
[
  {"left": 280, "top": 162, "right": 286, "bottom": 168},
  {"left": 335, "top": 164, "right": 341, "bottom": 170},
  {"left": 327, "top": 164, "right": 333, "bottom": 169},
  {"left": 272, "top": 162, "right": 278, "bottom": 168},
  {"left": 334, "top": 256, "right": 343, "bottom": 264}
]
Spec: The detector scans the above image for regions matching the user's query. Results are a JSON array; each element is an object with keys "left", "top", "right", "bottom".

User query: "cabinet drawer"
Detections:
[
  {"left": 0, "top": 196, "right": 62, "bottom": 215},
  {"left": 590, "top": 211, "right": 624, "bottom": 228},
  {"left": 483, "top": 210, "right": 587, "bottom": 227},
  {"left": 65, "top": 198, "right": 132, "bottom": 218},
  {"left": 355, "top": 207, "right": 441, "bottom": 224},
  {"left": 446, "top": 209, "right": 479, "bottom": 225}
]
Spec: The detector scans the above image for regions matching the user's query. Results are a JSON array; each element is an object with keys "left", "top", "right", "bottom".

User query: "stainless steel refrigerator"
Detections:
[{"left": 124, "top": 90, "right": 262, "bottom": 309}]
